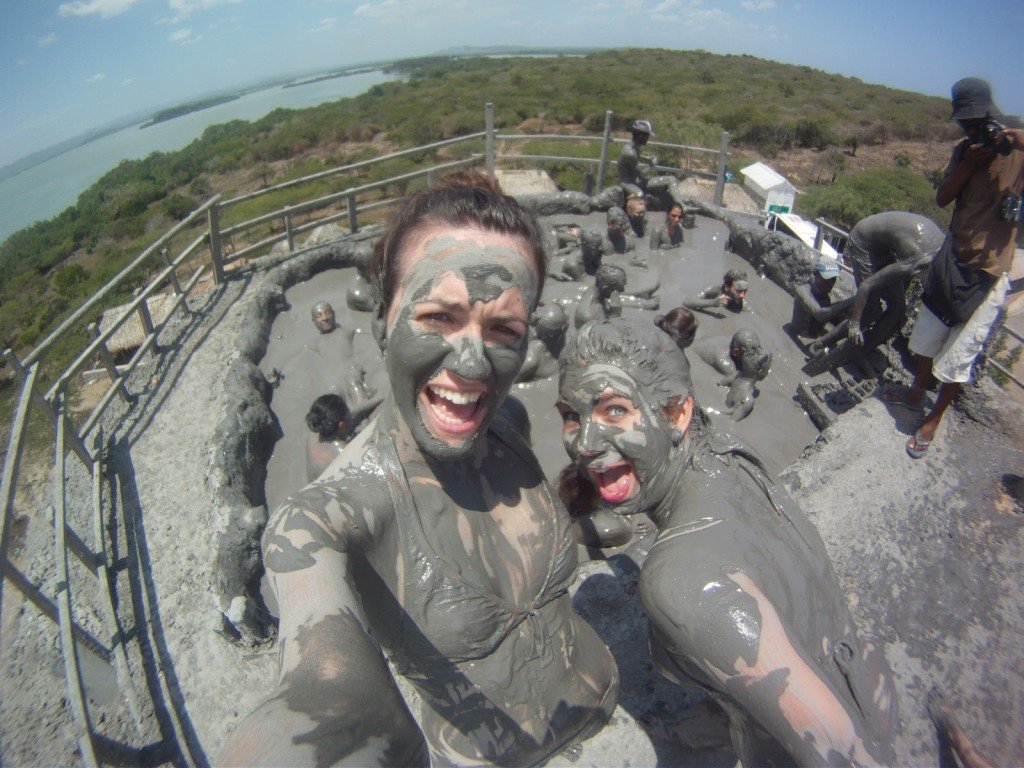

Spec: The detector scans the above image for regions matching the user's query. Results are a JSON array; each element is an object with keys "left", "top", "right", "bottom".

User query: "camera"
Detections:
[
  {"left": 999, "top": 193, "right": 1022, "bottom": 223},
  {"left": 980, "top": 117, "right": 1012, "bottom": 153}
]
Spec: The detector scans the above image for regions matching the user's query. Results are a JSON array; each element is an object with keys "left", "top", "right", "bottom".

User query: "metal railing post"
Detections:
[
  {"left": 814, "top": 225, "right": 825, "bottom": 252},
  {"left": 427, "top": 168, "right": 438, "bottom": 187},
  {"left": 596, "top": 110, "right": 614, "bottom": 194},
  {"left": 713, "top": 130, "right": 730, "bottom": 207},
  {"left": 284, "top": 207, "right": 295, "bottom": 252},
  {"left": 347, "top": 193, "right": 358, "bottom": 234},
  {"left": 485, "top": 102, "right": 495, "bottom": 178},
  {"left": 207, "top": 201, "right": 225, "bottom": 284}
]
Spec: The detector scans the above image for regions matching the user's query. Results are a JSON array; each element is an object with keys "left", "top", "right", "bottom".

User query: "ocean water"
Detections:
[{"left": 0, "top": 70, "right": 393, "bottom": 243}]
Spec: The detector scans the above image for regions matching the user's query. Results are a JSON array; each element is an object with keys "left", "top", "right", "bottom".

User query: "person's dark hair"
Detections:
[
  {"left": 369, "top": 171, "right": 546, "bottom": 311},
  {"left": 724, "top": 268, "right": 748, "bottom": 287},
  {"left": 305, "top": 394, "right": 350, "bottom": 439},
  {"left": 655, "top": 307, "right": 699, "bottom": 349},
  {"left": 667, "top": 202, "right": 684, "bottom": 217}
]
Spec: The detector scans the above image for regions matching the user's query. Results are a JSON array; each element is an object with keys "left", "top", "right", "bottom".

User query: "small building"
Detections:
[{"left": 740, "top": 162, "right": 798, "bottom": 213}]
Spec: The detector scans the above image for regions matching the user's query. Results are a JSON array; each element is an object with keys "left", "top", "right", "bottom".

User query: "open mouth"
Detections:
[
  {"left": 420, "top": 383, "right": 486, "bottom": 441},
  {"left": 588, "top": 463, "right": 637, "bottom": 504}
]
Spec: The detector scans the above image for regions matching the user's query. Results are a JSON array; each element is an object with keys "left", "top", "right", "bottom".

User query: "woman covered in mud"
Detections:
[
  {"left": 556, "top": 317, "right": 898, "bottom": 767},
  {"left": 220, "top": 172, "right": 617, "bottom": 767}
]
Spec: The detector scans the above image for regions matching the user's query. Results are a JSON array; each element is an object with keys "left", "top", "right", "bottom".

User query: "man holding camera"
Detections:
[{"left": 888, "top": 78, "right": 1023, "bottom": 458}]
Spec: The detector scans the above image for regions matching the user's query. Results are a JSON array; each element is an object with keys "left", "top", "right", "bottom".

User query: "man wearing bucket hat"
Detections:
[
  {"left": 885, "top": 78, "right": 1023, "bottom": 458},
  {"left": 617, "top": 118, "right": 682, "bottom": 209}
]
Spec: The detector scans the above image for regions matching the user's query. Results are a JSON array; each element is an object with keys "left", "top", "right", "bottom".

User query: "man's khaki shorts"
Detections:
[{"left": 909, "top": 273, "right": 1009, "bottom": 383}]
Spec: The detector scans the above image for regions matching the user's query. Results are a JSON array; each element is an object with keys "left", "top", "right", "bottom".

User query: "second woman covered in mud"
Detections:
[
  {"left": 556, "top": 317, "right": 898, "bottom": 767},
  {"left": 220, "top": 173, "right": 618, "bottom": 766}
]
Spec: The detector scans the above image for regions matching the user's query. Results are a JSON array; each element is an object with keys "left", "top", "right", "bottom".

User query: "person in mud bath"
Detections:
[
  {"left": 605, "top": 206, "right": 636, "bottom": 254},
  {"left": 556, "top": 318, "right": 899, "bottom": 767},
  {"left": 790, "top": 259, "right": 847, "bottom": 343},
  {"left": 574, "top": 264, "right": 658, "bottom": 329},
  {"left": 655, "top": 306, "right": 699, "bottom": 351},
  {"left": 304, "top": 382, "right": 383, "bottom": 482},
  {"left": 808, "top": 211, "right": 944, "bottom": 356},
  {"left": 684, "top": 268, "right": 749, "bottom": 314},
  {"left": 219, "top": 172, "right": 618, "bottom": 767},
  {"left": 625, "top": 195, "right": 647, "bottom": 238},
  {"left": 310, "top": 299, "right": 336, "bottom": 333},
  {"left": 516, "top": 303, "right": 569, "bottom": 383},
  {"left": 649, "top": 202, "right": 686, "bottom": 251},
  {"left": 692, "top": 328, "right": 773, "bottom": 422}
]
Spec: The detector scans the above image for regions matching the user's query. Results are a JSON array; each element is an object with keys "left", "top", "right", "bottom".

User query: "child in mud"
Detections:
[{"left": 556, "top": 317, "right": 899, "bottom": 768}]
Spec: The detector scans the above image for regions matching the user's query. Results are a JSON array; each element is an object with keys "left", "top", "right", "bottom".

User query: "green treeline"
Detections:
[{"left": 0, "top": 48, "right": 956, "bottom": 355}]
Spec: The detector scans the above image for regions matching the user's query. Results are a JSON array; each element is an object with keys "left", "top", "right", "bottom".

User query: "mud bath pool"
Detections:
[{"left": 263, "top": 212, "right": 828, "bottom": 513}]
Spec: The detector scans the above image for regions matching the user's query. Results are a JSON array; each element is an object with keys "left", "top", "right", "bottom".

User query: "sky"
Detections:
[{"left": 2, "top": 0, "right": 1023, "bottom": 168}]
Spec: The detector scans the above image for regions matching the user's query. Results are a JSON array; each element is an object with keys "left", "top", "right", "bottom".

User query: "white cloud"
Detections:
[
  {"left": 740, "top": 0, "right": 776, "bottom": 10},
  {"left": 122, "top": 77, "right": 135, "bottom": 85},
  {"left": 308, "top": 17, "right": 337, "bottom": 32},
  {"left": 59, "top": 0, "right": 140, "bottom": 18},
  {"left": 169, "top": 0, "right": 243, "bottom": 15},
  {"left": 168, "top": 26, "right": 202, "bottom": 43},
  {"left": 354, "top": 0, "right": 468, "bottom": 20},
  {"left": 652, "top": 0, "right": 680, "bottom": 12},
  {"left": 86, "top": 72, "right": 107, "bottom": 82},
  {"left": 37, "top": 32, "right": 58, "bottom": 46}
]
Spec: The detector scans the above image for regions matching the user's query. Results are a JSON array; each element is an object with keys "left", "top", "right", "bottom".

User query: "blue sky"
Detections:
[{"left": 2, "top": 0, "right": 1023, "bottom": 168}]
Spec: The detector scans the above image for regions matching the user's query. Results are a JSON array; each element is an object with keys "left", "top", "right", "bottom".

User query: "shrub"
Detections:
[{"left": 162, "top": 193, "right": 197, "bottom": 220}]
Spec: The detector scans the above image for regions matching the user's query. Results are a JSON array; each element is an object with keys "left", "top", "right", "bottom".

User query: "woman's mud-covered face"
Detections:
[
  {"left": 557, "top": 363, "right": 678, "bottom": 517},
  {"left": 385, "top": 228, "right": 537, "bottom": 460}
]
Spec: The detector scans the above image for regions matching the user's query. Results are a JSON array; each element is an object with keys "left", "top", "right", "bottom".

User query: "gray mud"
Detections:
[{"left": 262, "top": 213, "right": 824, "bottom": 510}]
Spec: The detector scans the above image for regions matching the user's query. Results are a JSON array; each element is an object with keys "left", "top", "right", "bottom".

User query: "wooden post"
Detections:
[
  {"left": 427, "top": 168, "right": 438, "bottom": 187},
  {"left": 207, "top": 202, "right": 225, "bottom": 284},
  {"left": 485, "top": 102, "right": 495, "bottom": 178},
  {"left": 161, "top": 248, "right": 183, "bottom": 295},
  {"left": 713, "top": 131, "right": 730, "bottom": 207},
  {"left": 347, "top": 193, "right": 358, "bottom": 234},
  {"left": 814, "top": 225, "right": 825, "bottom": 252},
  {"left": 596, "top": 110, "right": 614, "bottom": 194},
  {"left": 137, "top": 301, "right": 158, "bottom": 355},
  {"left": 87, "top": 324, "right": 131, "bottom": 404},
  {"left": 284, "top": 208, "right": 295, "bottom": 252}
]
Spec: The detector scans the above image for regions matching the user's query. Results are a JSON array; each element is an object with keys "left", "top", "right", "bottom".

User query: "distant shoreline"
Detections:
[{"left": 140, "top": 94, "right": 242, "bottom": 129}]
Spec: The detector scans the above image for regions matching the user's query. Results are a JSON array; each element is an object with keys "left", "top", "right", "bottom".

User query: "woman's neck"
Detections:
[{"left": 646, "top": 439, "right": 694, "bottom": 530}]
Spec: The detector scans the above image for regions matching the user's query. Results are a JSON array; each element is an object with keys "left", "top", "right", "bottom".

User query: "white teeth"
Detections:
[{"left": 429, "top": 386, "right": 482, "bottom": 405}]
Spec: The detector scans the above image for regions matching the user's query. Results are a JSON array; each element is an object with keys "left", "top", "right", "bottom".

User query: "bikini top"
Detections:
[{"left": 368, "top": 413, "right": 577, "bottom": 674}]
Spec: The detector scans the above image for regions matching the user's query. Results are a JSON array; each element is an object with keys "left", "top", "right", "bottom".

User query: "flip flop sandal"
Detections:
[
  {"left": 881, "top": 387, "right": 924, "bottom": 413},
  {"left": 906, "top": 430, "right": 931, "bottom": 459}
]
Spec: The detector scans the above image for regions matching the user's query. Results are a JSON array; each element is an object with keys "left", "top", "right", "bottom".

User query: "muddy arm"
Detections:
[
  {"left": 220, "top": 502, "right": 427, "bottom": 767},
  {"left": 642, "top": 564, "right": 886, "bottom": 767},
  {"left": 714, "top": 572, "right": 885, "bottom": 767},
  {"left": 848, "top": 254, "right": 929, "bottom": 333}
]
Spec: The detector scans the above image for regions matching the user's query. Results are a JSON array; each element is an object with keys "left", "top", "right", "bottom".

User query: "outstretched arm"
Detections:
[
  {"left": 220, "top": 498, "right": 427, "bottom": 767},
  {"left": 847, "top": 255, "right": 927, "bottom": 344},
  {"left": 716, "top": 572, "right": 886, "bottom": 766}
]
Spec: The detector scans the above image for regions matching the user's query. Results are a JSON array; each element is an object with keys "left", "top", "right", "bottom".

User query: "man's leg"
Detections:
[{"left": 909, "top": 380, "right": 959, "bottom": 451}]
